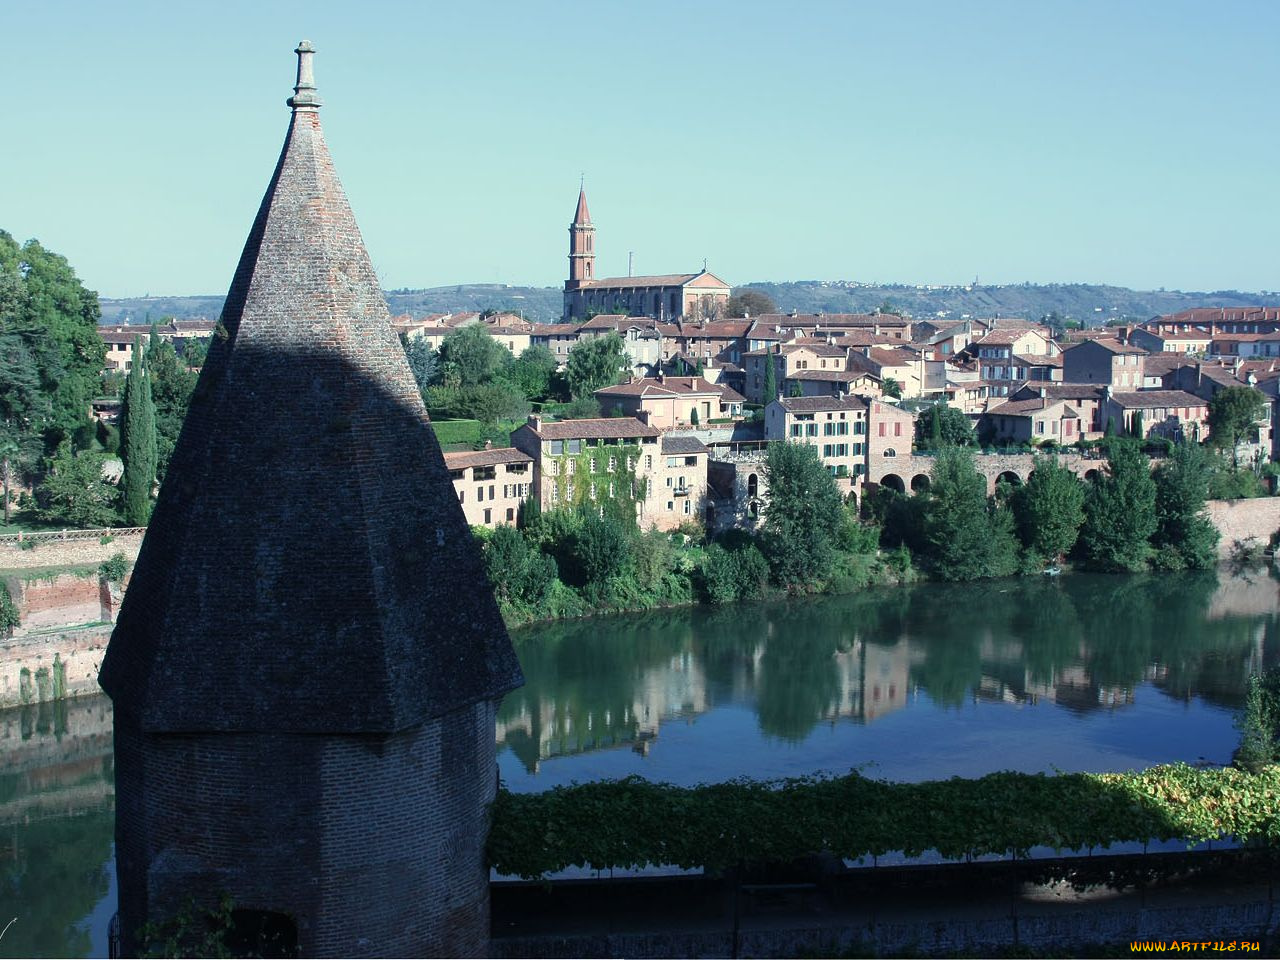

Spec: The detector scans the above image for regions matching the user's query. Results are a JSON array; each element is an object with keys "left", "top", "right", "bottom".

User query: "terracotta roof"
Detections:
[
  {"left": 1109, "top": 390, "right": 1206, "bottom": 409},
  {"left": 1066, "top": 338, "right": 1145, "bottom": 355},
  {"left": 531, "top": 323, "right": 581, "bottom": 336},
  {"left": 1153, "top": 307, "right": 1280, "bottom": 325},
  {"left": 574, "top": 186, "right": 591, "bottom": 224},
  {"left": 1010, "top": 383, "right": 1104, "bottom": 401},
  {"left": 786, "top": 369, "right": 877, "bottom": 383},
  {"left": 442, "top": 447, "right": 533, "bottom": 470},
  {"left": 986, "top": 397, "right": 1081, "bottom": 417},
  {"left": 99, "top": 45, "right": 522, "bottom": 734},
  {"left": 582, "top": 273, "right": 708, "bottom": 289},
  {"left": 777, "top": 395, "right": 870, "bottom": 414},
  {"left": 674, "top": 320, "right": 752, "bottom": 337},
  {"left": 868, "top": 347, "right": 919, "bottom": 366},
  {"left": 528, "top": 417, "right": 661, "bottom": 440},
  {"left": 1013, "top": 353, "right": 1063, "bottom": 366},
  {"left": 661, "top": 435, "right": 710, "bottom": 455},
  {"left": 974, "top": 329, "right": 1046, "bottom": 346}
]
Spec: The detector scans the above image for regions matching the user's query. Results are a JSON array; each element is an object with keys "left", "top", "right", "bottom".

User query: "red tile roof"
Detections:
[
  {"left": 442, "top": 447, "right": 533, "bottom": 470},
  {"left": 526, "top": 417, "right": 662, "bottom": 440}
]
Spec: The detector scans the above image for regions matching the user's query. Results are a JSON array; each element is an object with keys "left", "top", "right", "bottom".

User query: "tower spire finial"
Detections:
[{"left": 287, "top": 40, "right": 322, "bottom": 111}]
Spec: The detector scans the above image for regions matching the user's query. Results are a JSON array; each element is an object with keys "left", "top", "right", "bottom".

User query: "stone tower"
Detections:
[
  {"left": 98, "top": 42, "right": 523, "bottom": 958},
  {"left": 567, "top": 184, "right": 595, "bottom": 287}
]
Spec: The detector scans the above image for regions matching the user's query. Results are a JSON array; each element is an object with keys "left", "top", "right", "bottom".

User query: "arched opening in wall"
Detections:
[
  {"left": 1084, "top": 469, "right": 1100, "bottom": 483},
  {"left": 883, "top": 448, "right": 897, "bottom": 458},
  {"left": 910, "top": 474, "right": 930, "bottom": 492},
  {"left": 747, "top": 473, "right": 758, "bottom": 498},
  {"left": 881, "top": 474, "right": 905, "bottom": 493},
  {"left": 225, "top": 910, "right": 299, "bottom": 959},
  {"left": 996, "top": 471, "right": 1022, "bottom": 487}
]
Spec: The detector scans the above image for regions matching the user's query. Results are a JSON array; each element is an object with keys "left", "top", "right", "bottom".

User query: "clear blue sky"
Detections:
[{"left": 4, "top": 0, "right": 1277, "bottom": 299}]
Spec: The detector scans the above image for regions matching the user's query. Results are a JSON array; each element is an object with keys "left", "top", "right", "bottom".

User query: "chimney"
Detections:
[
  {"left": 1039, "top": 386, "right": 1046, "bottom": 398},
  {"left": 483, "top": 439, "right": 493, "bottom": 450},
  {"left": 636, "top": 409, "right": 651, "bottom": 425},
  {"left": 528, "top": 413, "right": 543, "bottom": 432}
]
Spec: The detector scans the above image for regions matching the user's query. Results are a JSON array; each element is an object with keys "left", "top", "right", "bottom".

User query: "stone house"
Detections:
[
  {"left": 442, "top": 446, "right": 534, "bottom": 528},
  {"left": 1061, "top": 339, "right": 1147, "bottom": 388},
  {"left": 1100, "top": 389, "right": 1210, "bottom": 442},
  {"left": 652, "top": 435, "right": 711, "bottom": 529},
  {"left": 510, "top": 414, "right": 668, "bottom": 526},
  {"left": 980, "top": 396, "right": 1085, "bottom": 445},
  {"left": 594, "top": 375, "right": 745, "bottom": 429}
]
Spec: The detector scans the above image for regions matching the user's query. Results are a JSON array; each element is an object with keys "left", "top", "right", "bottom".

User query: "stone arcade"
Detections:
[{"left": 99, "top": 43, "right": 523, "bottom": 957}]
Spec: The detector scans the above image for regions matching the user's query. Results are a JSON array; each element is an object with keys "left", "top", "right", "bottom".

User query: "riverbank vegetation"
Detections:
[
  {"left": 871, "top": 438, "right": 1224, "bottom": 580},
  {"left": 488, "top": 763, "right": 1280, "bottom": 879},
  {"left": 481, "top": 443, "right": 908, "bottom": 626}
]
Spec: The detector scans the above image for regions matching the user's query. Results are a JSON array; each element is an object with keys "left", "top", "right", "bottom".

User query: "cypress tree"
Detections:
[
  {"left": 762, "top": 353, "right": 778, "bottom": 408},
  {"left": 1131, "top": 411, "right": 1145, "bottom": 440},
  {"left": 120, "top": 336, "right": 157, "bottom": 525}
]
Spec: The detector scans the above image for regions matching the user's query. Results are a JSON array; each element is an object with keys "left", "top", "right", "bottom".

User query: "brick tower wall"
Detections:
[{"left": 113, "top": 699, "right": 498, "bottom": 958}]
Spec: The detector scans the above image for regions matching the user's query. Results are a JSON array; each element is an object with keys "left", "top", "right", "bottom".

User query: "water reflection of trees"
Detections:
[
  {"left": 1, "top": 809, "right": 114, "bottom": 959},
  {"left": 504, "top": 570, "right": 1280, "bottom": 762}
]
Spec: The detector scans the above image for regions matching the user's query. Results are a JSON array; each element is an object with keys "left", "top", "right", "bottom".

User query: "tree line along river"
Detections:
[{"left": 3, "top": 569, "right": 1278, "bottom": 958}]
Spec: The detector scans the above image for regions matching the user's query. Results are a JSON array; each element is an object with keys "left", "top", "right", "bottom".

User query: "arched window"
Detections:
[
  {"left": 884, "top": 448, "right": 897, "bottom": 458},
  {"left": 747, "top": 473, "right": 758, "bottom": 498}
]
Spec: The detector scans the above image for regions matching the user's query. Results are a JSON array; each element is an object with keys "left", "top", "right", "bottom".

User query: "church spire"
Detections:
[
  {"left": 567, "top": 183, "right": 595, "bottom": 289},
  {"left": 286, "top": 40, "right": 322, "bottom": 111}
]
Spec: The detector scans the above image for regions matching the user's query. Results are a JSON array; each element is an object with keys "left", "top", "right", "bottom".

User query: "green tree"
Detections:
[
  {"left": 1131, "top": 410, "right": 1145, "bottom": 439},
  {"left": 438, "top": 323, "right": 511, "bottom": 387},
  {"left": 1151, "top": 441, "right": 1219, "bottom": 570},
  {"left": 759, "top": 442, "right": 844, "bottom": 588},
  {"left": 0, "top": 232, "right": 104, "bottom": 444},
  {"left": 399, "top": 333, "right": 438, "bottom": 391},
  {"left": 1010, "top": 457, "right": 1085, "bottom": 562},
  {"left": 506, "top": 344, "right": 557, "bottom": 401},
  {"left": 483, "top": 525, "right": 558, "bottom": 609},
  {"left": 787, "top": 379, "right": 803, "bottom": 398},
  {"left": 145, "top": 335, "right": 196, "bottom": 483},
  {"left": 182, "top": 336, "right": 209, "bottom": 370},
  {"left": 564, "top": 507, "right": 632, "bottom": 587},
  {"left": 565, "top": 331, "right": 629, "bottom": 399},
  {"left": 923, "top": 446, "right": 1018, "bottom": 580},
  {"left": 1079, "top": 444, "right": 1157, "bottom": 572},
  {"left": 761, "top": 353, "right": 778, "bottom": 408},
  {"left": 34, "top": 441, "right": 118, "bottom": 527},
  {"left": 1208, "top": 385, "right": 1266, "bottom": 466},
  {"left": 915, "top": 403, "right": 974, "bottom": 448},
  {"left": 119, "top": 338, "right": 157, "bottom": 525},
  {"left": 726, "top": 289, "right": 777, "bottom": 318},
  {"left": 0, "top": 330, "right": 53, "bottom": 524},
  {"left": 882, "top": 377, "right": 902, "bottom": 400}
]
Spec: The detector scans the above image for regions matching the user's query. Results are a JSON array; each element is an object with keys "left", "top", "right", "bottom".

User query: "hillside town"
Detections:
[{"left": 82, "top": 186, "right": 1278, "bottom": 540}]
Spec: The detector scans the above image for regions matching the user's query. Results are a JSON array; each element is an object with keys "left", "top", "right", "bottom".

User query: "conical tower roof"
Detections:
[
  {"left": 100, "top": 43, "right": 523, "bottom": 734},
  {"left": 574, "top": 185, "right": 591, "bottom": 224}
]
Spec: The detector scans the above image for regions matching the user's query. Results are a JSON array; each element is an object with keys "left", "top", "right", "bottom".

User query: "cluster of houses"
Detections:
[{"left": 433, "top": 306, "right": 1277, "bottom": 532}]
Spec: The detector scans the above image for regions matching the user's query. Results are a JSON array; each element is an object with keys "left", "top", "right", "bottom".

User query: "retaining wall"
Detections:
[{"left": 1205, "top": 497, "right": 1280, "bottom": 558}]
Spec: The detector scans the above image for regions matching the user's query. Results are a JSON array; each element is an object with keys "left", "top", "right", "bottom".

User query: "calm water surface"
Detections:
[{"left": 4, "top": 570, "right": 1279, "bottom": 958}]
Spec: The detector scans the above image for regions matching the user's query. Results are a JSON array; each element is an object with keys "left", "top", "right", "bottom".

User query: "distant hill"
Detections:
[
  {"left": 99, "top": 280, "right": 1280, "bottom": 327},
  {"left": 736, "top": 281, "right": 1280, "bottom": 326},
  {"left": 100, "top": 285, "right": 565, "bottom": 324}
]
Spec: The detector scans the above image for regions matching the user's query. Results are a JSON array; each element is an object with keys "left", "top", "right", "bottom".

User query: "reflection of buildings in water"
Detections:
[
  {"left": 495, "top": 653, "right": 710, "bottom": 773},
  {"left": 830, "top": 640, "right": 915, "bottom": 724},
  {"left": 0, "top": 694, "right": 115, "bottom": 825},
  {"left": 974, "top": 662, "right": 1141, "bottom": 714},
  {"left": 1206, "top": 572, "right": 1280, "bottom": 622}
]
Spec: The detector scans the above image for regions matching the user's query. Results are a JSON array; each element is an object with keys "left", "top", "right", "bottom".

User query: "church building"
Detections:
[{"left": 562, "top": 186, "right": 731, "bottom": 322}]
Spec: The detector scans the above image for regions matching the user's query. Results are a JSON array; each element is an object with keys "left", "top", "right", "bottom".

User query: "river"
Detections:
[{"left": 3, "top": 569, "right": 1278, "bottom": 958}]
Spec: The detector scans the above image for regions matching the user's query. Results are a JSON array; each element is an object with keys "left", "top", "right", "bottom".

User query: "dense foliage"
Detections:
[
  {"left": 564, "top": 331, "right": 629, "bottom": 399},
  {"left": 923, "top": 447, "right": 1017, "bottom": 580},
  {"left": 0, "top": 231, "right": 105, "bottom": 526},
  {"left": 916, "top": 402, "right": 975, "bottom": 448},
  {"left": 488, "top": 764, "right": 1280, "bottom": 879},
  {"left": 759, "top": 442, "right": 846, "bottom": 588},
  {"left": 1208, "top": 385, "right": 1266, "bottom": 458},
  {"left": 1079, "top": 444, "right": 1157, "bottom": 572},
  {"left": 1010, "top": 457, "right": 1085, "bottom": 563},
  {"left": 1151, "top": 441, "right": 1219, "bottom": 571}
]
